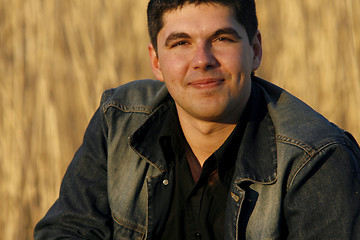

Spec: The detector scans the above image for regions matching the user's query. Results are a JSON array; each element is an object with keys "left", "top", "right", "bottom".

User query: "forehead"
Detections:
[{"left": 160, "top": 3, "right": 241, "bottom": 35}]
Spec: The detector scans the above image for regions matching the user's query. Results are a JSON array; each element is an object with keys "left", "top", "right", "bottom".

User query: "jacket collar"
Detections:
[
  {"left": 129, "top": 85, "right": 176, "bottom": 173},
  {"left": 130, "top": 83, "right": 277, "bottom": 184},
  {"left": 232, "top": 88, "right": 277, "bottom": 184}
]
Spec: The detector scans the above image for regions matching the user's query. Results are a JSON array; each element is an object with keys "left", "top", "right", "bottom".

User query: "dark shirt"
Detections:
[{"left": 159, "top": 96, "right": 252, "bottom": 240}]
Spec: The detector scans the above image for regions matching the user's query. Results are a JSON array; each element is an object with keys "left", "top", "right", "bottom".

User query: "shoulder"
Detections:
[
  {"left": 99, "top": 79, "right": 168, "bottom": 114},
  {"left": 252, "top": 77, "right": 352, "bottom": 149},
  {"left": 252, "top": 77, "right": 360, "bottom": 190}
]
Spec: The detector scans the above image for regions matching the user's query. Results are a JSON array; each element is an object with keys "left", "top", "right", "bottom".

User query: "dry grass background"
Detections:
[{"left": 0, "top": 0, "right": 359, "bottom": 239}]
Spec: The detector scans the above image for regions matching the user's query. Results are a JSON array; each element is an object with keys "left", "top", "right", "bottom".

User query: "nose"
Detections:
[{"left": 191, "top": 43, "right": 219, "bottom": 71}]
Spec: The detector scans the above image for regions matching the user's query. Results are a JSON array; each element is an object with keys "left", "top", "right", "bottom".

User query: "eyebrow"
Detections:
[
  {"left": 165, "top": 32, "right": 191, "bottom": 47},
  {"left": 211, "top": 28, "right": 242, "bottom": 40},
  {"left": 164, "top": 27, "right": 242, "bottom": 47}
]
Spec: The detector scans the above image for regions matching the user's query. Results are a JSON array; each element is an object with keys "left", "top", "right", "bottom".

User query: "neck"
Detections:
[{"left": 177, "top": 111, "right": 238, "bottom": 167}]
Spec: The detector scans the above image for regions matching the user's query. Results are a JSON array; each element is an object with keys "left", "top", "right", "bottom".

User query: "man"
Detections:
[{"left": 35, "top": 0, "right": 360, "bottom": 239}]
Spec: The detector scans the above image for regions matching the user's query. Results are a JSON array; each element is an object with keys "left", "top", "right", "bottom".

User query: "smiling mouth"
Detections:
[{"left": 189, "top": 79, "right": 225, "bottom": 89}]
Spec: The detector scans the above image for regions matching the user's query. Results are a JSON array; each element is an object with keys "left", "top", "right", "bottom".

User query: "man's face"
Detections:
[{"left": 149, "top": 3, "right": 262, "bottom": 123}]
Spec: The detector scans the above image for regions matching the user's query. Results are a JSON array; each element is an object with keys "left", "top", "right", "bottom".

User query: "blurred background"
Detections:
[{"left": 1, "top": 0, "right": 359, "bottom": 239}]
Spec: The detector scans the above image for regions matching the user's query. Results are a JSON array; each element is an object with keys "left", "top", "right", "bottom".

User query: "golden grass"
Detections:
[
  {"left": 0, "top": 0, "right": 359, "bottom": 239},
  {"left": 258, "top": 0, "right": 360, "bottom": 140}
]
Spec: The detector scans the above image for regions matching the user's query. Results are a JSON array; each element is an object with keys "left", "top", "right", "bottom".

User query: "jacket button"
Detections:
[
  {"left": 194, "top": 232, "right": 201, "bottom": 239},
  {"left": 162, "top": 179, "right": 169, "bottom": 186}
]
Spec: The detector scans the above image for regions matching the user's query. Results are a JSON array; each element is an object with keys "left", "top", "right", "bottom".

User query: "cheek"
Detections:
[
  {"left": 159, "top": 55, "right": 188, "bottom": 79},
  {"left": 228, "top": 53, "right": 253, "bottom": 79},
  {"left": 215, "top": 48, "right": 245, "bottom": 70}
]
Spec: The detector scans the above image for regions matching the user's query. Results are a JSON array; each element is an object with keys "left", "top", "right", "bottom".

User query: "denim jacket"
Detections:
[{"left": 35, "top": 77, "right": 360, "bottom": 239}]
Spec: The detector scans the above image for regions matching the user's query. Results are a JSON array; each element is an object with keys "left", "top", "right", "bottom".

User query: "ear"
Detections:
[
  {"left": 148, "top": 43, "right": 164, "bottom": 81},
  {"left": 251, "top": 30, "right": 262, "bottom": 72}
]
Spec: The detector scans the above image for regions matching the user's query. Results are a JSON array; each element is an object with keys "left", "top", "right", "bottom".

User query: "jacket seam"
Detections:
[
  {"left": 276, "top": 135, "right": 316, "bottom": 156},
  {"left": 101, "top": 105, "right": 111, "bottom": 131},
  {"left": 280, "top": 137, "right": 346, "bottom": 189},
  {"left": 235, "top": 186, "right": 245, "bottom": 240},
  {"left": 112, "top": 213, "right": 146, "bottom": 236},
  {"left": 234, "top": 177, "right": 277, "bottom": 185},
  {"left": 104, "top": 101, "right": 154, "bottom": 114}
]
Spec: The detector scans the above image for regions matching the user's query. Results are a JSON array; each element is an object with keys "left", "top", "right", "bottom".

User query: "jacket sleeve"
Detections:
[
  {"left": 284, "top": 136, "right": 360, "bottom": 239},
  {"left": 34, "top": 101, "right": 113, "bottom": 239}
]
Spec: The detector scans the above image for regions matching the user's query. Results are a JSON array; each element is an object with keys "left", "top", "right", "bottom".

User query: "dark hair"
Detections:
[{"left": 147, "top": 0, "right": 258, "bottom": 51}]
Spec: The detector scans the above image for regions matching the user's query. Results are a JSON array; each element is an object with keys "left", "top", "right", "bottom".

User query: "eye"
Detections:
[
  {"left": 214, "top": 37, "right": 234, "bottom": 42},
  {"left": 171, "top": 41, "right": 189, "bottom": 48}
]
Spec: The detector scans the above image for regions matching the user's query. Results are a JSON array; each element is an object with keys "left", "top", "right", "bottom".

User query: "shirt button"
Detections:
[
  {"left": 162, "top": 179, "right": 169, "bottom": 186},
  {"left": 194, "top": 232, "right": 201, "bottom": 239}
]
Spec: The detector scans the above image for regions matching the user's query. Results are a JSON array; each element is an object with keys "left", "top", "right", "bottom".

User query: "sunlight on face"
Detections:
[{"left": 149, "top": 3, "right": 261, "bottom": 124}]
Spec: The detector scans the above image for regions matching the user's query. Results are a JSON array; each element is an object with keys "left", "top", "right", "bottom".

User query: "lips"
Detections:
[{"left": 188, "top": 78, "right": 225, "bottom": 88}]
